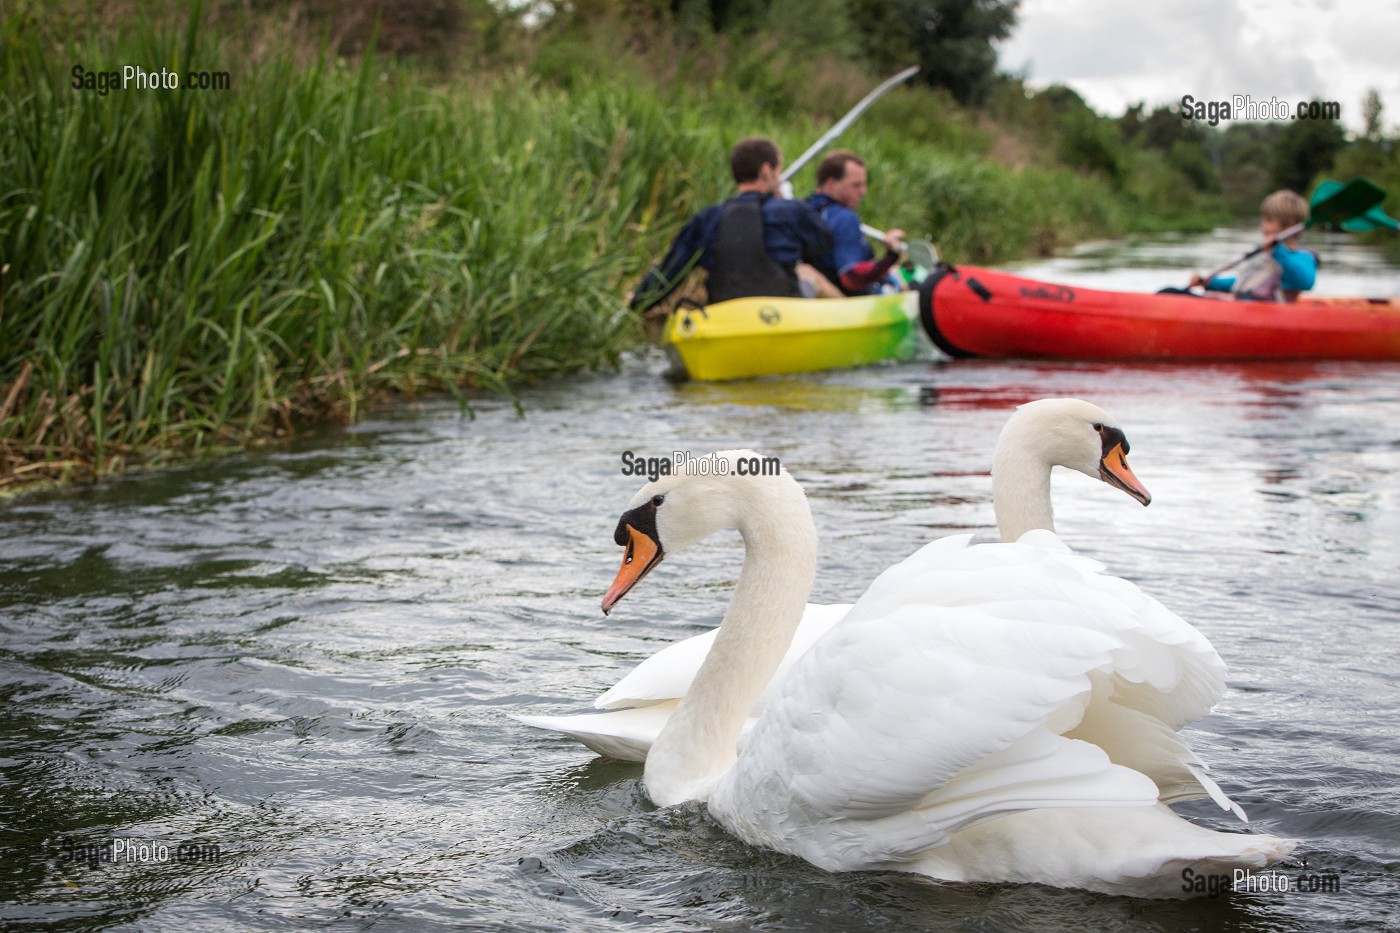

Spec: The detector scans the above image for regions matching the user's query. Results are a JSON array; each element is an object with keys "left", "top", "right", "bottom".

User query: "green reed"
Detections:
[
  {"left": 1, "top": 13, "right": 1221, "bottom": 489},
  {"left": 0, "top": 22, "right": 700, "bottom": 484}
]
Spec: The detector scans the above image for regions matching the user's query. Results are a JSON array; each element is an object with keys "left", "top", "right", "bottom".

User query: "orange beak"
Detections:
[
  {"left": 602, "top": 524, "right": 665, "bottom": 615},
  {"left": 1099, "top": 442, "right": 1151, "bottom": 506}
]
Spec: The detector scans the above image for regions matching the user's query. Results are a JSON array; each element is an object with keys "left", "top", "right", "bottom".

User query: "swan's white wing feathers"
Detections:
[
  {"left": 521, "top": 604, "right": 851, "bottom": 762},
  {"left": 848, "top": 531, "right": 1226, "bottom": 728},
  {"left": 1067, "top": 698, "right": 1247, "bottom": 820},
  {"left": 711, "top": 606, "right": 1162, "bottom": 869},
  {"left": 594, "top": 630, "right": 719, "bottom": 709},
  {"left": 595, "top": 602, "right": 850, "bottom": 710},
  {"left": 708, "top": 530, "right": 1238, "bottom": 870},
  {"left": 513, "top": 704, "right": 677, "bottom": 763}
]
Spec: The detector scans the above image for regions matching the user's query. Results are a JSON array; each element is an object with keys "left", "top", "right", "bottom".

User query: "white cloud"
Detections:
[{"left": 997, "top": 0, "right": 1399, "bottom": 132}]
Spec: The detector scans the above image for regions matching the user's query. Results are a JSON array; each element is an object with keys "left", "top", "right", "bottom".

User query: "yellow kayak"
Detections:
[{"left": 661, "top": 291, "right": 921, "bottom": 381}]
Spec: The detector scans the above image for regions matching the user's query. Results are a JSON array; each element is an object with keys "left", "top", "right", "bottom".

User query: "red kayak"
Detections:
[{"left": 918, "top": 265, "right": 1400, "bottom": 360}]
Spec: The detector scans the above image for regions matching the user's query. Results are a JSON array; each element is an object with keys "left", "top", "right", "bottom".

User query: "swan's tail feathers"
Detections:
[
  {"left": 907, "top": 805, "right": 1297, "bottom": 899},
  {"left": 513, "top": 703, "right": 677, "bottom": 762},
  {"left": 1066, "top": 699, "right": 1249, "bottom": 822},
  {"left": 1166, "top": 833, "right": 1300, "bottom": 897},
  {"left": 1186, "top": 762, "right": 1249, "bottom": 822}
]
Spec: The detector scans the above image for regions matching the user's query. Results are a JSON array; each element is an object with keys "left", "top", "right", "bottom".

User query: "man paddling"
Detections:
[
  {"left": 628, "top": 137, "right": 833, "bottom": 313},
  {"left": 805, "top": 150, "right": 906, "bottom": 296}
]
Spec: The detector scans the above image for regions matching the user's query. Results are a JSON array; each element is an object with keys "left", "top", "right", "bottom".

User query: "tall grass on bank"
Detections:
[{"left": 0, "top": 21, "right": 713, "bottom": 487}]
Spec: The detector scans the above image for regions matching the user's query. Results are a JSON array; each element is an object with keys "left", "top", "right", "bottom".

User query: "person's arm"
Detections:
[
  {"left": 1203, "top": 275, "right": 1234, "bottom": 292},
  {"left": 1273, "top": 242, "right": 1317, "bottom": 292},
  {"left": 629, "top": 213, "right": 710, "bottom": 312},
  {"left": 840, "top": 249, "right": 901, "bottom": 294},
  {"left": 821, "top": 209, "right": 896, "bottom": 293}
]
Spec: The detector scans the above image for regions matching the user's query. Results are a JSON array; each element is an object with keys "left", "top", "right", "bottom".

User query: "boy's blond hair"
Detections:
[{"left": 1261, "top": 189, "right": 1309, "bottom": 228}]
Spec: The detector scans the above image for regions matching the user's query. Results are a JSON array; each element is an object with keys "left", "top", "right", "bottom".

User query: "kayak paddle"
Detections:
[
  {"left": 860, "top": 222, "right": 938, "bottom": 270},
  {"left": 780, "top": 65, "right": 918, "bottom": 190},
  {"left": 1341, "top": 204, "right": 1398, "bottom": 232}
]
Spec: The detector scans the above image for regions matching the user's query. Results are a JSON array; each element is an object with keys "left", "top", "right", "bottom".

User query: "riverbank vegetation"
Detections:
[{"left": 1, "top": 1, "right": 1393, "bottom": 490}]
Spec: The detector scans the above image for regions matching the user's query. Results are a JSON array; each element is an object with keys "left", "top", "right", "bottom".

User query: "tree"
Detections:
[
  {"left": 1362, "top": 88, "right": 1383, "bottom": 142},
  {"left": 851, "top": 0, "right": 1020, "bottom": 106},
  {"left": 1269, "top": 107, "right": 1347, "bottom": 193},
  {"left": 1130, "top": 104, "right": 1207, "bottom": 153}
]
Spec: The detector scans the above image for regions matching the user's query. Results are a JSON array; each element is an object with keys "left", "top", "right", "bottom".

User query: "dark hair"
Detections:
[
  {"left": 815, "top": 149, "right": 865, "bottom": 186},
  {"left": 730, "top": 137, "right": 782, "bottom": 184}
]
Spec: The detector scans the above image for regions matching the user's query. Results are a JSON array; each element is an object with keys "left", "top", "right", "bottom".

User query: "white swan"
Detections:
[
  {"left": 523, "top": 399, "right": 1164, "bottom": 761},
  {"left": 560, "top": 442, "right": 1288, "bottom": 896},
  {"left": 547, "top": 442, "right": 1293, "bottom": 897}
]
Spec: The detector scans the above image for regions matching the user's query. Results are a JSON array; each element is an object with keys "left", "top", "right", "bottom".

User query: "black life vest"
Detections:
[
  {"left": 805, "top": 194, "right": 845, "bottom": 291},
  {"left": 705, "top": 196, "right": 800, "bottom": 303}
]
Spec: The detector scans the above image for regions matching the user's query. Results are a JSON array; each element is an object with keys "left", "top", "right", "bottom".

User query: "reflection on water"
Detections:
[{"left": 2, "top": 232, "right": 1399, "bottom": 931}]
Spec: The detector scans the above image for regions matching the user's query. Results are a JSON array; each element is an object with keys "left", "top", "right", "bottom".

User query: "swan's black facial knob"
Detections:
[
  {"left": 614, "top": 495, "right": 662, "bottom": 547},
  {"left": 1096, "top": 425, "right": 1150, "bottom": 506},
  {"left": 605, "top": 497, "right": 667, "bottom": 615}
]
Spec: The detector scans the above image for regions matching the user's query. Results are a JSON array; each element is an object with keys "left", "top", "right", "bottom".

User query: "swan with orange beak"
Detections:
[
  {"left": 991, "top": 398, "right": 1152, "bottom": 542},
  {"left": 603, "top": 493, "right": 667, "bottom": 615}
]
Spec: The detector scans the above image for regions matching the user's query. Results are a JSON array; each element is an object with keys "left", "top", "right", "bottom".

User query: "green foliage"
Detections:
[
  {"left": 864, "top": 85, "right": 991, "bottom": 157},
  {"left": 764, "top": 0, "right": 857, "bottom": 59},
  {"left": 1056, "top": 109, "right": 1126, "bottom": 185},
  {"left": 1215, "top": 122, "right": 1282, "bottom": 215},
  {"left": 1120, "top": 103, "right": 1206, "bottom": 153},
  {"left": 1361, "top": 89, "right": 1383, "bottom": 142},
  {"left": 0, "top": 19, "right": 683, "bottom": 483},
  {"left": 1270, "top": 108, "right": 1347, "bottom": 193},
  {"left": 1167, "top": 139, "right": 1219, "bottom": 194},
  {"left": 852, "top": 0, "right": 1019, "bottom": 105}
]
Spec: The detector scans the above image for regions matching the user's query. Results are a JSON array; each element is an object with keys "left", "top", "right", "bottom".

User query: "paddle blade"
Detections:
[
  {"left": 1308, "top": 177, "right": 1386, "bottom": 227},
  {"left": 1341, "top": 205, "right": 1399, "bottom": 232},
  {"left": 906, "top": 239, "right": 939, "bottom": 270}
]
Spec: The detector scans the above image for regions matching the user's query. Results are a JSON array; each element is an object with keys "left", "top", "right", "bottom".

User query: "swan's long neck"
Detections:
[
  {"left": 991, "top": 427, "right": 1055, "bottom": 542},
  {"left": 643, "top": 482, "right": 817, "bottom": 807}
]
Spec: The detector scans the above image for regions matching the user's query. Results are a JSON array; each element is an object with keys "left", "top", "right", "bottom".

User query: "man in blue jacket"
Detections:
[
  {"left": 629, "top": 137, "right": 833, "bottom": 312},
  {"left": 806, "top": 149, "right": 905, "bottom": 296}
]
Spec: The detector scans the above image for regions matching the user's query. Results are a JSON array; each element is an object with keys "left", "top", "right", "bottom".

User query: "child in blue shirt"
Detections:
[{"left": 1192, "top": 190, "right": 1318, "bottom": 301}]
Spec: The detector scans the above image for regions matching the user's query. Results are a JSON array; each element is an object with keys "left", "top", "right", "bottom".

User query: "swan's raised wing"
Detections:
[
  {"left": 708, "top": 532, "right": 1230, "bottom": 871},
  {"left": 519, "top": 603, "right": 852, "bottom": 763},
  {"left": 595, "top": 602, "right": 851, "bottom": 710},
  {"left": 710, "top": 603, "right": 1159, "bottom": 870},
  {"left": 847, "top": 530, "right": 1226, "bottom": 728},
  {"left": 1009, "top": 530, "right": 1226, "bottom": 729}
]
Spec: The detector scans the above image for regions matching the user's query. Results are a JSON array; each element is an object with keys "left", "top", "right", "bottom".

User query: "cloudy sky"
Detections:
[{"left": 996, "top": 0, "right": 1400, "bottom": 133}]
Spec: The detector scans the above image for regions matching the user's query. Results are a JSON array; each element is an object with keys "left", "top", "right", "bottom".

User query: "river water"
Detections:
[{"left": 3, "top": 231, "right": 1399, "bottom": 931}]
